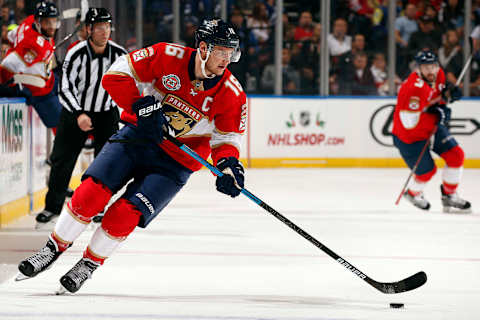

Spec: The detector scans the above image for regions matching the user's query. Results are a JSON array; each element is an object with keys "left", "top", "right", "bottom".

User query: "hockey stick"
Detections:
[
  {"left": 395, "top": 54, "right": 472, "bottom": 204},
  {"left": 164, "top": 134, "right": 427, "bottom": 294},
  {"left": 55, "top": 0, "right": 89, "bottom": 50}
]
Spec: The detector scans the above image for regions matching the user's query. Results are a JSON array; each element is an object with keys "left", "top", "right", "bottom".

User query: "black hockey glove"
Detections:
[
  {"left": 426, "top": 103, "right": 451, "bottom": 126},
  {"left": 216, "top": 157, "right": 245, "bottom": 198},
  {"left": 0, "top": 83, "right": 32, "bottom": 103},
  {"left": 441, "top": 82, "right": 462, "bottom": 103},
  {"left": 132, "top": 95, "right": 169, "bottom": 143}
]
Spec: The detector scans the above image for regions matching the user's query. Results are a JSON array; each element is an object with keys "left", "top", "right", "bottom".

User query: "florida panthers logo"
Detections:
[
  {"left": 162, "top": 94, "right": 203, "bottom": 137},
  {"left": 162, "top": 74, "right": 181, "bottom": 91}
]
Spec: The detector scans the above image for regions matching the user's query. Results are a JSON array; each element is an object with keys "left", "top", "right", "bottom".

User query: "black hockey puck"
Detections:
[{"left": 390, "top": 303, "right": 404, "bottom": 308}]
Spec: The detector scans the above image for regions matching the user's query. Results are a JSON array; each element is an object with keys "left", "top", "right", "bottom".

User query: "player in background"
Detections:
[
  {"left": 0, "top": 1, "right": 61, "bottom": 129},
  {"left": 35, "top": 8, "right": 126, "bottom": 225},
  {"left": 66, "top": 10, "right": 88, "bottom": 51},
  {"left": 16, "top": 19, "right": 247, "bottom": 294},
  {"left": 392, "top": 50, "right": 471, "bottom": 213}
]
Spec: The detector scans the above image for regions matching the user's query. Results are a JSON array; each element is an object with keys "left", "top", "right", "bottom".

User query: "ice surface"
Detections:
[{"left": 0, "top": 168, "right": 479, "bottom": 320}]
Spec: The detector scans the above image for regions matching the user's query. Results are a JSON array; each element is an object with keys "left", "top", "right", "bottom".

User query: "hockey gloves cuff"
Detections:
[
  {"left": 426, "top": 103, "right": 451, "bottom": 126},
  {"left": 216, "top": 157, "right": 245, "bottom": 198},
  {"left": 132, "top": 95, "right": 169, "bottom": 143},
  {"left": 441, "top": 82, "right": 462, "bottom": 103}
]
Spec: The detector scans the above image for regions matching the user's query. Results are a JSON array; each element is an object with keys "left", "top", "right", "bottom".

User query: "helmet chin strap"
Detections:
[{"left": 197, "top": 47, "right": 215, "bottom": 79}]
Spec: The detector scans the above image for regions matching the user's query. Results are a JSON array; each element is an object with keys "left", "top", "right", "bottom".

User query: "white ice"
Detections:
[{"left": 0, "top": 168, "right": 479, "bottom": 320}]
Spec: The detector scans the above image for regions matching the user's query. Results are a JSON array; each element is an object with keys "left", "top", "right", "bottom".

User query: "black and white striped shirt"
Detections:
[{"left": 59, "top": 40, "right": 127, "bottom": 114}]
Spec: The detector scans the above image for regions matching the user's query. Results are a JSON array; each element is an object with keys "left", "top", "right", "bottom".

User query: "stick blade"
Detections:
[{"left": 373, "top": 271, "right": 427, "bottom": 294}]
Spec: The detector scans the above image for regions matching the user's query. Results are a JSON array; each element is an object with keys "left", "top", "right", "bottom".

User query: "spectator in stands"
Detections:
[
  {"left": 394, "top": 3, "right": 418, "bottom": 49},
  {"left": 1, "top": 40, "right": 9, "bottom": 60},
  {"left": 370, "top": 52, "right": 401, "bottom": 95},
  {"left": 407, "top": 15, "right": 442, "bottom": 62},
  {"left": 229, "top": 8, "right": 257, "bottom": 90},
  {"left": 0, "top": 3, "right": 14, "bottom": 25},
  {"left": 247, "top": 2, "right": 270, "bottom": 44},
  {"left": 14, "top": 0, "right": 26, "bottom": 23},
  {"left": 336, "top": 33, "right": 365, "bottom": 74},
  {"left": 283, "top": 12, "right": 295, "bottom": 44},
  {"left": 291, "top": 23, "right": 322, "bottom": 94},
  {"left": 182, "top": 16, "right": 198, "bottom": 48},
  {"left": 338, "top": 51, "right": 376, "bottom": 96},
  {"left": 439, "top": 0, "right": 464, "bottom": 34},
  {"left": 348, "top": 0, "right": 374, "bottom": 37},
  {"left": 294, "top": 11, "right": 314, "bottom": 42},
  {"left": 261, "top": 47, "right": 300, "bottom": 94},
  {"left": 439, "top": 29, "right": 463, "bottom": 85},
  {"left": 327, "top": 18, "right": 351, "bottom": 57}
]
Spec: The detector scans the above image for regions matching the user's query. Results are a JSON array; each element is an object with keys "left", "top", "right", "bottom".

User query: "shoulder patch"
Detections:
[
  {"left": 132, "top": 47, "right": 153, "bottom": 62},
  {"left": 36, "top": 36, "right": 44, "bottom": 47}
]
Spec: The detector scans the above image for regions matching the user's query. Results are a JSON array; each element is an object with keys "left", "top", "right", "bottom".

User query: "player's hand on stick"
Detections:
[
  {"left": 216, "top": 157, "right": 244, "bottom": 198},
  {"left": 426, "top": 103, "right": 451, "bottom": 126},
  {"left": 132, "top": 95, "right": 169, "bottom": 143},
  {"left": 442, "top": 82, "right": 462, "bottom": 103}
]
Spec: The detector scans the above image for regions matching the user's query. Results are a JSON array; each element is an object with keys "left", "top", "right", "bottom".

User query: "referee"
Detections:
[{"left": 36, "top": 8, "right": 127, "bottom": 224}]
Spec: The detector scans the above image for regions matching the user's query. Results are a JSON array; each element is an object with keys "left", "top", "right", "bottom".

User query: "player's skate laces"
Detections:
[
  {"left": 60, "top": 258, "right": 100, "bottom": 293},
  {"left": 17, "top": 237, "right": 63, "bottom": 279},
  {"left": 403, "top": 190, "right": 430, "bottom": 210},
  {"left": 441, "top": 185, "right": 471, "bottom": 213}
]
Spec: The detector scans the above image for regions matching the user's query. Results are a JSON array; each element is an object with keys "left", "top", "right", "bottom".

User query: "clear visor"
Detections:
[{"left": 209, "top": 46, "right": 241, "bottom": 63}]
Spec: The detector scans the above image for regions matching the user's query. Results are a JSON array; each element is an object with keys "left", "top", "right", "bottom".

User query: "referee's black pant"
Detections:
[{"left": 44, "top": 108, "right": 119, "bottom": 215}]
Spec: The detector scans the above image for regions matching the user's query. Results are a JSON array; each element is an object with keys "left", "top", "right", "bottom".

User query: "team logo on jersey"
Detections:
[
  {"left": 408, "top": 96, "right": 420, "bottom": 110},
  {"left": 162, "top": 74, "right": 181, "bottom": 91},
  {"left": 132, "top": 47, "right": 154, "bottom": 62},
  {"left": 162, "top": 94, "right": 202, "bottom": 137},
  {"left": 23, "top": 50, "right": 37, "bottom": 64}
]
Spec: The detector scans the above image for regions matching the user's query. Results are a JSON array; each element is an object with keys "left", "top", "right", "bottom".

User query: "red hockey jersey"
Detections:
[
  {"left": 392, "top": 68, "right": 446, "bottom": 143},
  {"left": 102, "top": 42, "right": 247, "bottom": 172},
  {"left": 0, "top": 15, "right": 55, "bottom": 96}
]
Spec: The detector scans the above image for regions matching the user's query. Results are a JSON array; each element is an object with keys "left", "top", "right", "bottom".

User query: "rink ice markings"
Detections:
[{"left": 0, "top": 311, "right": 355, "bottom": 320}]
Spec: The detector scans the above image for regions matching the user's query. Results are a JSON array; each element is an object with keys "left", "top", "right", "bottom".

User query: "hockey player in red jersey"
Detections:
[
  {"left": 393, "top": 50, "right": 471, "bottom": 213},
  {"left": 0, "top": 1, "right": 62, "bottom": 128},
  {"left": 16, "top": 19, "right": 247, "bottom": 293}
]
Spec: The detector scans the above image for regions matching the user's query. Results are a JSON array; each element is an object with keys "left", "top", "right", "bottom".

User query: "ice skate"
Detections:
[
  {"left": 441, "top": 185, "right": 472, "bottom": 213},
  {"left": 59, "top": 258, "right": 100, "bottom": 293},
  {"left": 16, "top": 237, "right": 64, "bottom": 281},
  {"left": 403, "top": 190, "right": 430, "bottom": 210},
  {"left": 35, "top": 210, "right": 59, "bottom": 230}
]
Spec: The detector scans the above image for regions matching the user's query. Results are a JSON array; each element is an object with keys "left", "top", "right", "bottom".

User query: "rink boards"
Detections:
[
  {"left": 245, "top": 96, "right": 480, "bottom": 168},
  {"left": 1, "top": 96, "right": 479, "bottom": 226}
]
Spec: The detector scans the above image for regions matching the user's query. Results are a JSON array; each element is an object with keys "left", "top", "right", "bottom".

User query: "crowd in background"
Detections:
[{"left": 2, "top": 0, "right": 480, "bottom": 96}]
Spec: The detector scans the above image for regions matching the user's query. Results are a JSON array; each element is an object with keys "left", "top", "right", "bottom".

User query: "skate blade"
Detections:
[
  {"left": 55, "top": 285, "right": 68, "bottom": 295},
  {"left": 14, "top": 273, "right": 31, "bottom": 282},
  {"left": 443, "top": 206, "right": 472, "bottom": 214}
]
